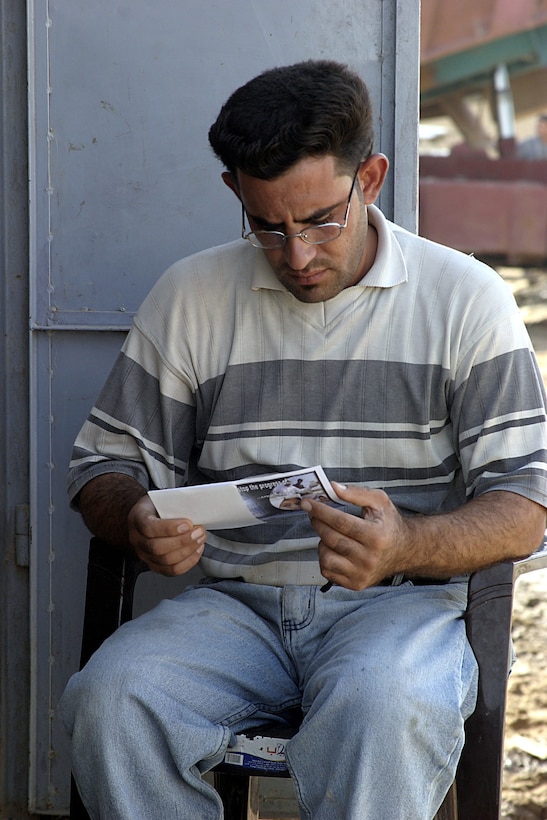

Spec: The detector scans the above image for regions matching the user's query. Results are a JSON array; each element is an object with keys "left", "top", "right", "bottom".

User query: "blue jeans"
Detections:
[{"left": 60, "top": 579, "right": 478, "bottom": 819}]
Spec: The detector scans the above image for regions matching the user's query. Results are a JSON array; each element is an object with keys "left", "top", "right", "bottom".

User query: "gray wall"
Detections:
[{"left": 1, "top": 0, "right": 419, "bottom": 814}]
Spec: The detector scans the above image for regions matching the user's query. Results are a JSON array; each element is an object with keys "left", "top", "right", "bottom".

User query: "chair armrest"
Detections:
[
  {"left": 457, "top": 560, "right": 515, "bottom": 818},
  {"left": 513, "top": 537, "right": 547, "bottom": 581}
]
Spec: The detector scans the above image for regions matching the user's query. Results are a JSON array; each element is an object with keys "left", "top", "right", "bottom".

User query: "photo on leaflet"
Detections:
[{"left": 236, "top": 469, "right": 338, "bottom": 521}]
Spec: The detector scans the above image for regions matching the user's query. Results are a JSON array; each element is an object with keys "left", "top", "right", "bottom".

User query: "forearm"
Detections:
[
  {"left": 402, "top": 491, "right": 546, "bottom": 577},
  {"left": 77, "top": 473, "right": 148, "bottom": 549}
]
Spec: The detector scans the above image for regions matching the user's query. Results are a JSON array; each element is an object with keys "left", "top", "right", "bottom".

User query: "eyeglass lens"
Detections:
[{"left": 242, "top": 163, "right": 360, "bottom": 249}]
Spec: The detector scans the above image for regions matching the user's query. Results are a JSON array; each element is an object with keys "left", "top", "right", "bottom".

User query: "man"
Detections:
[
  {"left": 61, "top": 61, "right": 547, "bottom": 819},
  {"left": 517, "top": 113, "right": 547, "bottom": 160}
]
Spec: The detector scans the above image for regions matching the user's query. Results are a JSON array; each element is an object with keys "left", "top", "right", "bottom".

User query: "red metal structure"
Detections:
[{"left": 419, "top": 0, "right": 547, "bottom": 265}]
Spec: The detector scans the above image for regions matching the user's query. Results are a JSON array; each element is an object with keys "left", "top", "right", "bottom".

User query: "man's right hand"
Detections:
[
  {"left": 128, "top": 494, "right": 206, "bottom": 576},
  {"left": 78, "top": 473, "right": 206, "bottom": 577}
]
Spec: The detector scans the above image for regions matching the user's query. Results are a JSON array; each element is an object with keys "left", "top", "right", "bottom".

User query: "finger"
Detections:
[
  {"left": 137, "top": 524, "right": 205, "bottom": 558},
  {"left": 318, "top": 544, "right": 372, "bottom": 591},
  {"left": 318, "top": 539, "right": 355, "bottom": 578},
  {"left": 138, "top": 513, "right": 202, "bottom": 540},
  {"left": 311, "top": 516, "right": 358, "bottom": 560},
  {"left": 131, "top": 494, "right": 206, "bottom": 539},
  {"left": 131, "top": 499, "right": 206, "bottom": 541},
  {"left": 145, "top": 549, "right": 204, "bottom": 577},
  {"left": 331, "top": 482, "right": 390, "bottom": 518},
  {"left": 302, "top": 496, "right": 368, "bottom": 542},
  {"left": 319, "top": 536, "right": 390, "bottom": 591},
  {"left": 137, "top": 537, "right": 205, "bottom": 576}
]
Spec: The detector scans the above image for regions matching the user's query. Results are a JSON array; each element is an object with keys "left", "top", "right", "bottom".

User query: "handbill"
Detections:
[{"left": 148, "top": 465, "right": 341, "bottom": 530}]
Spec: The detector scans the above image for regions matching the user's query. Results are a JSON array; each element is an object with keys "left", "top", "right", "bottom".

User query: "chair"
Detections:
[{"left": 70, "top": 536, "right": 547, "bottom": 820}]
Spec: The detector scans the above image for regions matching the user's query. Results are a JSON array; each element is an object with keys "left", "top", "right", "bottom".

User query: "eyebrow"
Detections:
[{"left": 248, "top": 198, "right": 345, "bottom": 231}]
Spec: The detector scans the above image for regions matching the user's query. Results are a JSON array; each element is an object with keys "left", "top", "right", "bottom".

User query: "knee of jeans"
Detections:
[
  {"left": 310, "top": 662, "right": 436, "bottom": 729},
  {"left": 59, "top": 646, "right": 148, "bottom": 740}
]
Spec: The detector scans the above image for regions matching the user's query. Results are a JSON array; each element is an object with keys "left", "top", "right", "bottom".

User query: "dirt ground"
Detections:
[
  {"left": 503, "top": 566, "right": 547, "bottom": 819},
  {"left": 418, "top": 110, "right": 547, "bottom": 817},
  {"left": 499, "top": 268, "right": 547, "bottom": 819}
]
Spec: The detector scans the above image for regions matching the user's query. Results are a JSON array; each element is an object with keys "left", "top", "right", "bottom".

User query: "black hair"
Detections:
[{"left": 208, "top": 60, "right": 374, "bottom": 180}]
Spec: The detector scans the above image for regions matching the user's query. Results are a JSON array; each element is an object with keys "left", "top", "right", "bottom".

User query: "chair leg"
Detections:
[
  {"left": 70, "top": 775, "right": 91, "bottom": 820},
  {"left": 434, "top": 781, "right": 458, "bottom": 820},
  {"left": 214, "top": 771, "right": 251, "bottom": 820},
  {"left": 248, "top": 777, "right": 260, "bottom": 820}
]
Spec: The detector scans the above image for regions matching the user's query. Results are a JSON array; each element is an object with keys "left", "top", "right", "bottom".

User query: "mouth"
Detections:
[{"left": 288, "top": 269, "right": 327, "bottom": 286}]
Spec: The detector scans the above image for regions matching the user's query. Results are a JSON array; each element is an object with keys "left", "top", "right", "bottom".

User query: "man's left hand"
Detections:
[{"left": 300, "top": 483, "right": 407, "bottom": 590}]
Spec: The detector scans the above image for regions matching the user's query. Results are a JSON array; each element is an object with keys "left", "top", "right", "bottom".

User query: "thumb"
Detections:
[{"left": 331, "top": 481, "right": 377, "bottom": 506}]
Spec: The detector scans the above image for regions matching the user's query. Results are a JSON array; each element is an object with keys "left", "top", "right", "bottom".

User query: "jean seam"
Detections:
[
  {"left": 285, "top": 744, "right": 308, "bottom": 819},
  {"left": 282, "top": 587, "right": 316, "bottom": 636},
  {"left": 219, "top": 696, "right": 303, "bottom": 729}
]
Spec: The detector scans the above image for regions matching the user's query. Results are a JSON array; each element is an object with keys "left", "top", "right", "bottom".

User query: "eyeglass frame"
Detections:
[{"left": 240, "top": 164, "right": 361, "bottom": 250}]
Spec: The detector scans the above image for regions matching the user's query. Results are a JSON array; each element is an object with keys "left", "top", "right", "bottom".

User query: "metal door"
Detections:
[{"left": 22, "top": 0, "right": 420, "bottom": 812}]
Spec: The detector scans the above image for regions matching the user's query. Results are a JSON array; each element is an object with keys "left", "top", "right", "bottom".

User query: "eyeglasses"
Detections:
[{"left": 241, "top": 165, "right": 360, "bottom": 250}]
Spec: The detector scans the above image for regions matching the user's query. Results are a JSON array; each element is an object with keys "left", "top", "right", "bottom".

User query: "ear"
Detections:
[
  {"left": 357, "top": 153, "right": 389, "bottom": 205},
  {"left": 221, "top": 171, "right": 241, "bottom": 200}
]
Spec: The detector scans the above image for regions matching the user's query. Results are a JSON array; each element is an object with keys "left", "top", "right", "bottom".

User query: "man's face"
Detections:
[
  {"left": 228, "top": 155, "right": 385, "bottom": 303},
  {"left": 280, "top": 497, "right": 302, "bottom": 510}
]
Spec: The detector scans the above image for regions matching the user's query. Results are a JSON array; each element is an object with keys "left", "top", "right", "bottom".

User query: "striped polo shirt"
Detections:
[{"left": 68, "top": 205, "right": 547, "bottom": 585}]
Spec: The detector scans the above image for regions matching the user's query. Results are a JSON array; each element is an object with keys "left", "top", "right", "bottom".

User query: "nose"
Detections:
[{"left": 283, "top": 236, "right": 318, "bottom": 270}]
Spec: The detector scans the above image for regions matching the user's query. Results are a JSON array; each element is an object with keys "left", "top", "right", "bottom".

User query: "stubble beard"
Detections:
[{"left": 273, "top": 208, "right": 369, "bottom": 304}]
